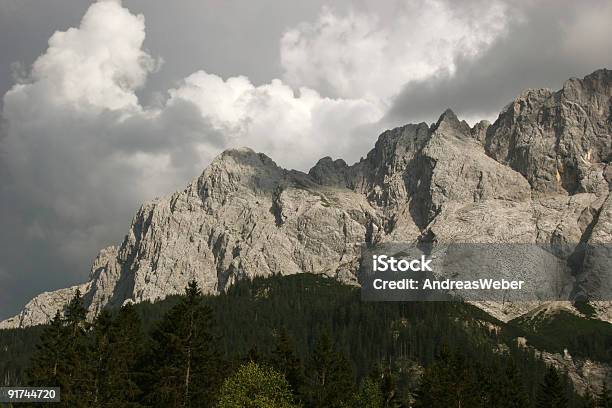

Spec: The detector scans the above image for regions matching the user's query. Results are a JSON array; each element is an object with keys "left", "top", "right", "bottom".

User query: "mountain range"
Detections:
[{"left": 2, "top": 68, "right": 611, "bottom": 329}]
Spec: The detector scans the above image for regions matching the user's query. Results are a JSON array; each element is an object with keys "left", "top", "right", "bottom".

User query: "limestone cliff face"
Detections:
[{"left": 2, "top": 69, "right": 610, "bottom": 329}]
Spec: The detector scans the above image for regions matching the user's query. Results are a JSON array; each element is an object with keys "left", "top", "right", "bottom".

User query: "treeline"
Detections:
[
  {"left": 508, "top": 310, "right": 612, "bottom": 364},
  {"left": 1, "top": 274, "right": 609, "bottom": 407}
]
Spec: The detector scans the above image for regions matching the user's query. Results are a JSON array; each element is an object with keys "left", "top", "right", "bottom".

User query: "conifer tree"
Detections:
[
  {"left": 498, "top": 358, "right": 529, "bottom": 408},
  {"left": 28, "top": 290, "right": 91, "bottom": 407},
  {"left": 110, "top": 304, "right": 145, "bottom": 404},
  {"left": 302, "top": 332, "right": 357, "bottom": 408},
  {"left": 88, "top": 305, "right": 144, "bottom": 407},
  {"left": 413, "top": 346, "right": 480, "bottom": 408},
  {"left": 28, "top": 311, "right": 65, "bottom": 387},
  {"left": 142, "top": 280, "right": 223, "bottom": 408},
  {"left": 536, "top": 366, "right": 568, "bottom": 408},
  {"left": 89, "top": 310, "right": 113, "bottom": 407},
  {"left": 270, "top": 328, "right": 304, "bottom": 398},
  {"left": 63, "top": 289, "right": 93, "bottom": 406}
]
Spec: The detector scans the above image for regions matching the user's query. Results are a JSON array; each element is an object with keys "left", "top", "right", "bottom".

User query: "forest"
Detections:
[{"left": 1, "top": 273, "right": 611, "bottom": 407}]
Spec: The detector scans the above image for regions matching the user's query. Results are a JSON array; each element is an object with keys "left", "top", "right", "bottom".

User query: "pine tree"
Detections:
[
  {"left": 142, "top": 280, "right": 223, "bottom": 407},
  {"left": 89, "top": 305, "right": 144, "bottom": 407},
  {"left": 302, "top": 332, "right": 357, "bottom": 408},
  {"left": 107, "top": 304, "right": 144, "bottom": 405},
  {"left": 28, "top": 290, "right": 91, "bottom": 408},
  {"left": 270, "top": 328, "right": 304, "bottom": 399},
  {"left": 413, "top": 346, "right": 481, "bottom": 408},
  {"left": 598, "top": 382, "right": 612, "bottom": 408},
  {"left": 217, "top": 362, "right": 298, "bottom": 408},
  {"left": 536, "top": 366, "right": 568, "bottom": 408},
  {"left": 498, "top": 358, "right": 529, "bottom": 408},
  {"left": 89, "top": 310, "right": 113, "bottom": 407},
  {"left": 28, "top": 311, "right": 65, "bottom": 387},
  {"left": 63, "top": 289, "right": 93, "bottom": 407}
]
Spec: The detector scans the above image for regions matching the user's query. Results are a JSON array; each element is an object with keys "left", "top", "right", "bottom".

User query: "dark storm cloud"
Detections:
[{"left": 385, "top": 0, "right": 612, "bottom": 126}]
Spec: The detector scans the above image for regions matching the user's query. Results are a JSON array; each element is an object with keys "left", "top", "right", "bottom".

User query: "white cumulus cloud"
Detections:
[
  {"left": 280, "top": 0, "right": 510, "bottom": 102},
  {"left": 0, "top": 0, "right": 385, "bottom": 284}
]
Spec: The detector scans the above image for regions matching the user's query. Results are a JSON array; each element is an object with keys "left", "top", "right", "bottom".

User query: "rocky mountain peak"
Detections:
[
  {"left": 308, "top": 156, "right": 349, "bottom": 186},
  {"left": 431, "top": 108, "right": 472, "bottom": 136},
  {"left": 2, "top": 69, "right": 610, "bottom": 329},
  {"left": 485, "top": 69, "right": 611, "bottom": 195},
  {"left": 194, "top": 147, "right": 284, "bottom": 205}
]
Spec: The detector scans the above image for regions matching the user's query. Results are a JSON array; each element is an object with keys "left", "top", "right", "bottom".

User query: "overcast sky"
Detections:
[{"left": 1, "top": 0, "right": 611, "bottom": 319}]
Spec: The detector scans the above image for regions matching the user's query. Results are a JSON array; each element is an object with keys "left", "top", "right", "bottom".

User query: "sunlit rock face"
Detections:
[{"left": 2, "top": 69, "right": 610, "bottom": 329}]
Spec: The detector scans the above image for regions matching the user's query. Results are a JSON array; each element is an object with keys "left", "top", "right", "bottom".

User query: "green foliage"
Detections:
[
  {"left": 507, "top": 310, "right": 612, "bottom": 364},
  {"left": 87, "top": 304, "right": 144, "bottom": 407},
  {"left": 574, "top": 301, "right": 597, "bottom": 318},
  {"left": 413, "top": 346, "right": 481, "bottom": 408},
  {"left": 0, "top": 273, "right": 594, "bottom": 407},
  {"left": 217, "top": 362, "right": 298, "bottom": 408},
  {"left": 27, "top": 291, "right": 93, "bottom": 407},
  {"left": 301, "top": 332, "right": 357, "bottom": 407},
  {"left": 0, "top": 325, "right": 44, "bottom": 386},
  {"left": 26, "top": 292, "right": 145, "bottom": 407},
  {"left": 536, "top": 365, "right": 569, "bottom": 408},
  {"left": 141, "top": 280, "right": 224, "bottom": 408},
  {"left": 379, "top": 367, "right": 402, "bottom": 407},
  {"left": 269, "top": 328, "right": 305, "bottom": 399},
  {"left": 27, "top": 311, "right": 65, "bottom": 388},
  {"left": 355, "top": 367, "right": 403, "bottom": 408},
  {"left": 356, "top": 377, "right": 384, "bottom": 408},
  {"left": 497, "top": 358, "right": 529, "bottom": 408}
]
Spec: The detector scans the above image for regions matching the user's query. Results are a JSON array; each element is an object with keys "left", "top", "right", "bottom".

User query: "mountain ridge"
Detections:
[{"left": 2, "top": 68, "right": 611, "bottom": 329}]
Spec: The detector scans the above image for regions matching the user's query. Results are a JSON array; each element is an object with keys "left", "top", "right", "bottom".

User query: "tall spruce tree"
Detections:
[
  {"left": 28, "top": 290, "right": 91, "bottom": 408},
  {"left": 108, "top": 304, "right": 144, "bottom": 405},
  {"left": 536, "top": 366, "right": 568, "bottom": 408},
  {"left": 413, "top": 346, "right": 481, "bottom": 408},
  {"left": 302, "top": 332, "right": 357, "bottom": 408},
  {"left": 89, "top": 310, "right": 113, "bottom": 407},
  {"left": 28, "top": 311, "right": 65, "bottom": 387},
  {"left": 270, "top": 328, "right": 304, "bottom": 399},
  {"left": 63, "top": 289, "right": 92, "bottom": 407},
  {"left": 88, "top": 304, "right": 144, "bottom": 407},
  {"left": 142, "top": 280, "right": 223, "bottom": 408}
]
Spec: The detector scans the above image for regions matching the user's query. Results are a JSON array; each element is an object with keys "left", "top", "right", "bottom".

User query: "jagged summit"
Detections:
[
  {"left": 2, "top": 69, "right": 611, "bottom": 329},
  {"left": 431, "top": 108, "right": 470, "bottom": 133}
]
